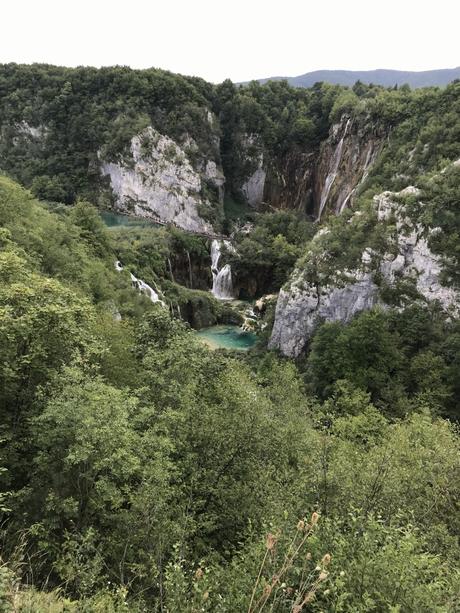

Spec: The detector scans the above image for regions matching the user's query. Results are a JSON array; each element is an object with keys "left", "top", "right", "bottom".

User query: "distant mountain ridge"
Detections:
[{"left": 245, "top": 67, "right": 460, "bottom": 89}]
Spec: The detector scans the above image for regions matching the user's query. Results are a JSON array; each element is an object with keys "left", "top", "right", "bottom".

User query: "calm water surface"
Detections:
[{"left": 196, "top": 325, "right": 257, "bottom": 351}]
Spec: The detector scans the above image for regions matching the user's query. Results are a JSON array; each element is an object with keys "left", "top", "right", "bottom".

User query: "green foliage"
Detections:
[
  {"left": 306, "top": 305, "right": 459, "bottom": 418},
  {"left": 231, "top": 210, "right": 315, "bottom": 295},
  {"left": 0, "top": 250, "right": 98, "bottom": 419},
  {"left": 360, "top": 81, "right": 460, "bottom": 193},
  {"left": 0, "top": 63, "right": 219, "bottom": 203},
  {"left": 417, "top": 165, "right": 460, "bottom": 286},
  {"left": 296, "top": 201, "right": 389, "bottom": 287},
  {"left": 217, "top": 79, "right": 343, "bottom": 196},
  {"left": 0, "top": 69, "right": 459, "bottom": 610},
  {"left": 330, "top": 89, "right": 360, "bottom": 121}
]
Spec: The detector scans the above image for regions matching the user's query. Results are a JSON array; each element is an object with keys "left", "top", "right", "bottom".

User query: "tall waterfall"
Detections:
[
  {"left": 211, "top": 240, "right": 235, "bottom": 300},
  {"left": 317, "top": 118, "right": 351, "bottom": 221}
]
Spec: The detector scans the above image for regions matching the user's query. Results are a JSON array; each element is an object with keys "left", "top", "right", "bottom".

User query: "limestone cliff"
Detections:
[
  {"left": 314, "top": 116, "right": 385, "bottom": 219},
  {"left": 101, "top": 126, "right": 224, "bottom": 233},
  {"left": 269, "top": 184, "right": 459, "bottom": 357},
  {"left": 263, "top": 151, "right": 317, "bottom": 213},
  {"left": 237, "top": 115, "right": 386, "bottom": 219}
]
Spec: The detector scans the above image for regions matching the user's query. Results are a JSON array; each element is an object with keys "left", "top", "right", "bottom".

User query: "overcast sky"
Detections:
[{"left": 1, "top": 0, "right": 459, "bottom": 82}]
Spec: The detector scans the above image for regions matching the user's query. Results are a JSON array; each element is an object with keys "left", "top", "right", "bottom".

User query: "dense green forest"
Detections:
[
  {"left": 1, "top": 176, "right": 459, "bottom": 612},
  {"left": 0, "top": 65, "right": 459, "bottom": 611},
  {"left": 1, "top": 63, "right": 457, "bottom": 212}
]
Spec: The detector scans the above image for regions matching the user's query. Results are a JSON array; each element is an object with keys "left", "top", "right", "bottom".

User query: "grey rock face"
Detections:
[
  {"left": 269, "top": 186, "right": 459, "bottom": 357},
  {"left": 15, "top": 121, "right": 47, "bottom": 140},
  {"left": 269, "top": 273, "right": 379, "bottom": 357},
  {"left": 242, "top": 154, "right": 266, "bottom": 207},
  {"left": 314, "top": 116, "right": 385, "bottom": 220},
  {"left": 204, "top": 160, "right": 225, "bottom": 203},
  {"left": 101, "top": 127, "right": 221, "bottom": 233},
  {"left": 237, "top": 115, "right": 385, "bottom": 218}
]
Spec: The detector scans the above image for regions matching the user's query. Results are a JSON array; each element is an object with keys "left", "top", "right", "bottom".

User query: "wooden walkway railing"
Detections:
[{"left": 118, "top": 212, "right": 232, "bottom": 241}]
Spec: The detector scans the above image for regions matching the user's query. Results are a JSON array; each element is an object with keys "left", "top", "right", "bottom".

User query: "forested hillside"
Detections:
[
  {"left": 251, "top": 66, "right": 460, "bottom": 89},
  {"left": 0, "top": 64, "right": 459, "bottom": 611},
  {"left": 1, "top": 64, "right": 459, "bottom": 230}
]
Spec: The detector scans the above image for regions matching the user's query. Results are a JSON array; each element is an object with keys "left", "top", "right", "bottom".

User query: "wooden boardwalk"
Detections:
[{"left": 115, "top": 212, "right": 231, "bottom": 241}]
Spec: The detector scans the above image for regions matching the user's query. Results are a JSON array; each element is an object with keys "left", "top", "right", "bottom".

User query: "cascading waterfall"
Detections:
[
  {"left": 186, "top": 250, "right": 193, "bottom": 288},
  {"left": 241, "top": 306, "right": 259, "bottom": 332},
  {"left": 338, "top": 144, "right": 379, "bottom": 214},
  {"left": 211, "top": 239, "right": 235, "bottom": 300},
  {"left": 115, "top": 260, "right": 164, "bottom": 305},
  {"left": 317, "top": 118, "right": 351, "bottom": 221},
  {"left": 167, "top": 257, "right": 175, "bottom": 282}
]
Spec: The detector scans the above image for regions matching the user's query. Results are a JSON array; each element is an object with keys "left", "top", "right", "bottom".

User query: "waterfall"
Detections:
[
  {"left": 317, "top": 118, "right": 351, "bottom": 221},
  {"left": 338, "top": 188, "right": 355, "bottom": 214},
  {"left": 211, "top": 239, "right": 235, "bottom": 300},
  {"left": 338, "top": 144, "right": 378, "bottom": 214},
  {"left": 186, "top": 250, "right": 193, "bottom": 288},
  {"left": 167, "top": 257, "right": 175, "bottom": 282},
  {"left": 241, "top": 306, "right": 259, "bottom": 332},
  {"left": 115, "top": 260, "right": 164, "bottom": 305}
]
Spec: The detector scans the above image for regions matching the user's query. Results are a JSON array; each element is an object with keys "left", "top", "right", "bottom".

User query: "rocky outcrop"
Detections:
[
  {"left": 242, "top": 154, "right": 266, "bottom": 207},
  {"left": 269, "top": 186, "right": 459, "bottom": 357},
  {"left": 204, "top": 160, "right": 225, "bottom": 203},
  {"left": 238, "top": 115, "right": 386, "bottom": 218},
  {"left": 13, "top": 121, "right": 48, "bottom": 142},
  {"left": 263, "top": 151, "right": 317, "bottom": 213},
  {"left": 269, "top": 273, "right": 378, "bottom": 357},
  {"left": 314, "top": 116, "right": 385, "bottom": 220},
  {"left": 101, "top": 127, "right": 223, "bottom": 233}
]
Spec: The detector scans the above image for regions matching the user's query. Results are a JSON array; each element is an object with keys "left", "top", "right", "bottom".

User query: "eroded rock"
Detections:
[
  {"left": 269, "top": 186, "right": 459, "bottom": 357},
  {"left": 101, "top": 127, "right": 222, "bottom": 233}
]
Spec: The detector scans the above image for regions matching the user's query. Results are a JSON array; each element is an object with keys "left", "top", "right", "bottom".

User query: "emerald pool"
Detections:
[{"left": 196, "top": 325, "right": 257, "bottom": 351}]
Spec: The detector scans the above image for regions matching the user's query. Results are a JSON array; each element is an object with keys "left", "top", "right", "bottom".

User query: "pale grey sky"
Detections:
[{"left": 1, "top": 0, "right": 459, "bottom": 82}]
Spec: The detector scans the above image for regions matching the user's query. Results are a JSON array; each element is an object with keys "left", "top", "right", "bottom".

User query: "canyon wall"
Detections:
[
  {"left": 237, "top": 115, "right": 386, "bottom": 220},
  {"left": 269, "top": 182, "right": 460, "bottom": 357},
  {"left": 101, "top": 126, "right": 224, "bottom": 233}
]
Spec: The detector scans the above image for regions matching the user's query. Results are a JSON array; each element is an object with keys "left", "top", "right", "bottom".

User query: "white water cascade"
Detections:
[
  {"left": 211, "top": 240, "right": 235, "bottom": 300},
  {"left": 317, "top": 118, "right": 351, "bottom": 221},
  {"left": 115, "top": 261, "right": 165, "bottom": 305}
]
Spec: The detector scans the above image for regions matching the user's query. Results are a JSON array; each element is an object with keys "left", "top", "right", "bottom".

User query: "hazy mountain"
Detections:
[{"left": 246, "top": 67, "right": 460, "bottom": 88}]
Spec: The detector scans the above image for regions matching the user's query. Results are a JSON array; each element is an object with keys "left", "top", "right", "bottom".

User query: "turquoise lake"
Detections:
[{"left": 196, "top": 325, "right": 257, "bottom": 351}]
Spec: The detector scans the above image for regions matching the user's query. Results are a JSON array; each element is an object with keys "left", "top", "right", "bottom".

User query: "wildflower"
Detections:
[
  {"left": 297, "top": 519, "right": 305, "bottom": 531},
  {"left": 303, "top": 592, "right": 315, "bottom": 604},
  {"left": 266, "top": 532, "right": 277, "bottom": 551},
  {"left": 263, "top": 584, "right": 272, "bottom": 597},
  {"left": 318, "top": 571, "right": 329, "bottom": 581},
  {"left": 311, "top": 512, "right": 319, "bottom": 526},
  {"left": 321, "top": 553, "right": 331, "bottom": 566},
  {"left": 202, "top": 591, "right": 209, "bottom": 601},
  {"left": 195, "top": 568, "right": 204, "bottom": 580}
]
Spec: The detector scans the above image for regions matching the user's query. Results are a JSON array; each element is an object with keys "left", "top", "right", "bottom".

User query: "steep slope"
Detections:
[
  {"left": 313, "top": 116, "right": 385, "bottom": 219},
  {"left": 269, "top": 163, "right": 460, "bottom": 357},
  {"left": 101, "top": 126, "right": 223, "bottom": 232},
  {"left": 234, "top": 114, "right": 386, "bottom": 219},
  {"left": 1, "top": 65, "right": 459, "bottom": 234},
  {"left": 0, "top": 64, "right": 224, "bottom": 231}
]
